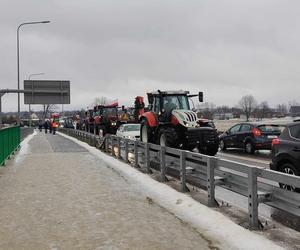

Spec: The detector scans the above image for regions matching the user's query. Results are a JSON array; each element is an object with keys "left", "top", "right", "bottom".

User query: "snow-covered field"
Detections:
[{"left": 214, "top": 117, "right": 299, "bottom": 132}]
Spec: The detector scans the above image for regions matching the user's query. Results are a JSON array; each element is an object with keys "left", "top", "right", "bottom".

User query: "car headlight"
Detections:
[{"left": 111, "top": 122, "right": 117, "bottom": 126}]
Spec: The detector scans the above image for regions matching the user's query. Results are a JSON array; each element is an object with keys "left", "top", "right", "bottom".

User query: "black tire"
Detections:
[
  {"left": 140, "top": 119, "right": 152, "bottom": 143},
  {"left": 219, "top": 139, "right": 226, "bottom": 151},
  {"left": 158, "top": 127, "right": 178, "bottom": 147},
  {"left": 199, "top": 145, "right": 219, "bottom": 156},
  {"left": 279, "top": 163, "right": 300, "bottom": 192},
  {"left": 245, "top": 141, "right": 255, "bottom": 154}
]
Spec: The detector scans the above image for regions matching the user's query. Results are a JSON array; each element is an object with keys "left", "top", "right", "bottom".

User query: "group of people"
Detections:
[{"left": 38, "top": 119, "right": 57, "bottom": 135}]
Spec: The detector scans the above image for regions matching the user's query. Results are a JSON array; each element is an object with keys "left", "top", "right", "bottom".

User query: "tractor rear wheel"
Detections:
[{"left": 158, "top": 127, "right": 178, "bottom": 147}]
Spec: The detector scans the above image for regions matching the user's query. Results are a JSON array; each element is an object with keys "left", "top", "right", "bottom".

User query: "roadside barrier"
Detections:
[
  {"left": 0, "top": 126, "right": 20, "bottom": 166},
  {"left": 60, "top": 128, "right": 300, "bottom": 230}
]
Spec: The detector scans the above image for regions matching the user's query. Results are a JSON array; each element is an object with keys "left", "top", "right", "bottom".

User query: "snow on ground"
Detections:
[
  {"left": 14, "top": 130, "right": 36, "bottom": 166},
  {"left": 214, "top": 117, "right": 298, "bottom": 132},
  {"left": 59, "top": 132, "right": 284, "bottom": 250}
]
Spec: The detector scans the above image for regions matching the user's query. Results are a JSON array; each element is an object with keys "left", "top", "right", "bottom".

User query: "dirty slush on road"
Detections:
[{"left": 0, "top": 132, "right": 217, "bottom": 249}]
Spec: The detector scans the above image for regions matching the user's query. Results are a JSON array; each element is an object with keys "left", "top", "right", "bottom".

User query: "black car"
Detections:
[
  {"left": 219, "top": 122, "right": 283, "bottom": 154},
  {"left": 270, "top": 122, "right": 300, "bottom": 191}
]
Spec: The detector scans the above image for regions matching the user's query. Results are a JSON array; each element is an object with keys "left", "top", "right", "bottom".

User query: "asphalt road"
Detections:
[{"left": 217, "top": 149, "right": 271, "bottom": 169}]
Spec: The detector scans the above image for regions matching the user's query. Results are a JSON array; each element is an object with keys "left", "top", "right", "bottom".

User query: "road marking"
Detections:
[{"left": 217, "top": 152, "right": 270, "bottom": 165}]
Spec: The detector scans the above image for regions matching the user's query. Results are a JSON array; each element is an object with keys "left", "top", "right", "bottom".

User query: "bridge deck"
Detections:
[{"left": 0, "top": 132, "right": 211, "bottom": 249}]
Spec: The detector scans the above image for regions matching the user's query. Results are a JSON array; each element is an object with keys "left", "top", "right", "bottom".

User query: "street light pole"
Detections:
[{"left": 17, "top": 21, "right": 50, "bottom": 125}]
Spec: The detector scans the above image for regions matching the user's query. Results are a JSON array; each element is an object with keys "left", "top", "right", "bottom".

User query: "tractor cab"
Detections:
[
  {"left": 147, "top": 90, "right": 203, "bottom": 124},
  {"left": 93, "top": 103, "right": 119, "bottom": 135}
]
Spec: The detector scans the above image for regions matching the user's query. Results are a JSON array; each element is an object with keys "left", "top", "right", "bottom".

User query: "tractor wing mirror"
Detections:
[{"left": 199, "top": 92, "right": 203, "bottom": 102}]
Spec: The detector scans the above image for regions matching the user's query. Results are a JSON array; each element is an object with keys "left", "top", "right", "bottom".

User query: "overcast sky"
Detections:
[{"left": 1, "top": 0, "right": 300, "bottom": 112}]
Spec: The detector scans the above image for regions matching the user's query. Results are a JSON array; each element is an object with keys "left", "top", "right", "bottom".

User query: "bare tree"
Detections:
[
  {"left": 277, "top": 103, "right": 288, "bottom": 117},
  {"left": 238, "top": 95, "right": 257, "bottom": 121},
  {"left": 254, "top": 101, "right": 271, "bottom": 120},
  {"left": 196, "top": 102, "right": 216, "bottom": 119},
  {"left": 43, "top": 104, "right": 58, "bottom": 119}
]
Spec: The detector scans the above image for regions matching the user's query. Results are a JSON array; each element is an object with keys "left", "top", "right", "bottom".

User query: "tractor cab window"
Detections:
[
  {"left": 93, "top": 110, "right": 100, "bottom": 116},
  {"left": 152, "top": 97, "right": 160, "bottom": 113},
  {"left": 162, "top": 95, "right": 189, "bottom": 110},
  {"left": 103, "top": 108, "right": 117, "bottom": 116}
]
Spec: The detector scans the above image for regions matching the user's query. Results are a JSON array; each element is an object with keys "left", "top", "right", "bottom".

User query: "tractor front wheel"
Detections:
[{"left": 140, "top": 119, "right": 152, "bottom": 143}]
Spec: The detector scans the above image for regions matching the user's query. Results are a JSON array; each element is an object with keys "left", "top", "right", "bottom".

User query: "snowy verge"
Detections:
[
  {"left": 14, "top": 130, "right": 37, "bottom": 165},
  {"left": 58, "top": 132, "right": 283, "bottom": 250}
]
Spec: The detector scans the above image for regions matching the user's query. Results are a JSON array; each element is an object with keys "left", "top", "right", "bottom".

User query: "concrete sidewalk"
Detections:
[{"left": 0, "top": 132, "right": 213, "bottom": 250}]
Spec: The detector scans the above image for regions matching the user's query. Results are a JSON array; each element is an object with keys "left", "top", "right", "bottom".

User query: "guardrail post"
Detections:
[
  {"left": 124, "top": 139, "right": 129, "bottom": 162},
  {"left": 180, "top": 151, "right": 189, "bottom": 192},
  {"left": 111, "top": 137, "right": 115, "bottom": 156},
  {"left": 134, "top": 140, "right": 139, "bottom": 168},
  {"left": 145, "top": 143, "right": 152, "bottom": 174},
  {"left": 117, "top": 137, "right": 121, "bottom": 159},
  {"left": 207, "top": 157, "right": 219, "bottom": 207},
  {"left": 105, "top": 135, "right": 109, "bottom": 153},
  {"left": 248, "top": 167, "right": 260, "bottom": 229},
  {"left": 160, "top": 146, "right": 167, "bottom": 182}
]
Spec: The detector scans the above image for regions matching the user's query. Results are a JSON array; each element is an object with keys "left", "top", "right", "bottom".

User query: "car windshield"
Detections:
[
  {"left": 123, "top": 124, "right": 140, "bottom": 132},
  {"left": 258, "top": 125, "right": 284, "bottom": 133},
  {"left": 163, "top": 95, "right": 189, "bottom": 110}
]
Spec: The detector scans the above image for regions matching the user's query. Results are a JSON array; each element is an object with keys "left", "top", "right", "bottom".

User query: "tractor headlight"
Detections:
[{"left": 183, "top": 121, "right": 190, "bottom": 127}]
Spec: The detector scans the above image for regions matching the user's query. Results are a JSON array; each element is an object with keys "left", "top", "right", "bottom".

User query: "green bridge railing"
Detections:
[{"left": 0, "top": 126, "right": 20, "bottom": 166}]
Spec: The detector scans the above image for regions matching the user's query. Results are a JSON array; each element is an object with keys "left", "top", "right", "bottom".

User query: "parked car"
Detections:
[
  {"left": 116, "top": 123, "right": 141, "bottom": 140},
  {"left": 270, "top": 121, "right": 300, "bottom": 191},
  {"left": 219, "top": 122, "right": 284, "bottom": 154}
]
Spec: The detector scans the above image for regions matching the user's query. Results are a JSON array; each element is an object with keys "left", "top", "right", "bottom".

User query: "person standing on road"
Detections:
[
  {"left": 49, "top": 119, "right": 53, "bottom": 134},
  {"left": 44, "top": 119, "right": 49, "bottom": 134},
  {"left": 38, "top": 119, "right": 43, "bottom": 132}
]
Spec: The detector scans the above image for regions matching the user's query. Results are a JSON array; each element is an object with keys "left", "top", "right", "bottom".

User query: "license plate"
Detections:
[{"left": 268, "top": 135, "right": 278, "bottom": 139}]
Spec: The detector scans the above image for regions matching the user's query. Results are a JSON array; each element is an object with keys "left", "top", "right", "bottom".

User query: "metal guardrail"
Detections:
[
  {"left": 0, "top": 126, "right": 20, "bottom": 166},
  {"left": 60, "top": 128, "right": 300, "bottom": 230}
]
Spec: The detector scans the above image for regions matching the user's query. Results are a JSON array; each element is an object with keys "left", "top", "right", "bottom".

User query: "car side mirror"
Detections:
[{"left": 199, "top": 92, "right": 203, "bottom": 102}]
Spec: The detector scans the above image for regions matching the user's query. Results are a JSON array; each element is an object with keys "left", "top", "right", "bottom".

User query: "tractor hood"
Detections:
[{"left": 172, "top": 110, "right": 199, "bottom": 128}]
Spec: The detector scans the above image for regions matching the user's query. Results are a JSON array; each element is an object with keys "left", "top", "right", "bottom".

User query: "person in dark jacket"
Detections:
[{"left": 44, "top": 119, "right": 49, "bottom": 134}]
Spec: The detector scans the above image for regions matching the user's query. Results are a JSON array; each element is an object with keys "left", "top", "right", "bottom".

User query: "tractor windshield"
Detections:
[
  {"left": 163, "top": 95, "right": 189, "bottom": 110},
  {"left": 103, "top": 108, "right": 117, "bottom": 117}
]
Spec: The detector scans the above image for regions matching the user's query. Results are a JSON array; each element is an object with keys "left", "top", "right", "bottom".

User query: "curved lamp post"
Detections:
[{"left": 17, "top": 21, "right": 50, "bottom": 125}]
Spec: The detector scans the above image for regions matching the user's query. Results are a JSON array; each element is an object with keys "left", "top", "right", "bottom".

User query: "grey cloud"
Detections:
[{"left": 1, "top": 0, "right": 300, "bottom": 112}]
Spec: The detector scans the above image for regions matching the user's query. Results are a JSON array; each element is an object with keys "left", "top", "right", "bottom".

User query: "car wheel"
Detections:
[
  {"left": 219, "top": 139, "right": 226, "bottom": 151},
  {"left": 279, "top": 163, "right": 300, "bottom": 192},
  {"left": 245, "top": 141, "right": 255, "bottom": 154}
]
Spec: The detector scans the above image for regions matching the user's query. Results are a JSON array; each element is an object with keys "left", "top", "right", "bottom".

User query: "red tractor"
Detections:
[
  {"left": 93, "top": 103, "right": 119, "bottom": 136},
  {"left": 139, "top": 90, "right": 219, "bottom": 156}
]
